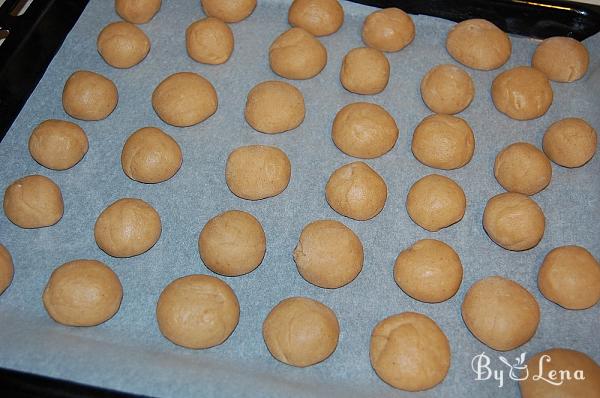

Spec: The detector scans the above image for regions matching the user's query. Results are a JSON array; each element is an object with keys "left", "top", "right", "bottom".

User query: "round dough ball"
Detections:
[
  {"left": 115, "top": 0, "right": 161, "bottom": 24},
  {"left": 543, "top": 118, "right": 597, "bottom": 168},
  {"left": 62, "top": 70, "right": 118, "bottom": 121},
  {"left": 0, "top": 244, "right": 14, "bottom": 296},
  {"left": 331, "top": 102, "right": 398, "bottom": 159},
  {"left": 483, "top": 192, "right": 545, "bottom": 251},
  {"left": 3, "top": 175, "right": 63, "bottom": 229},
  {"left": 538, "top": 245, "right": 600, "bottom": 310},
  {"left": 405, "top": 174, "right": 466, "bottom": 232},
  {"left": 340, "top": 47, "right": 390, "bottom": 95},
  {"left": 420, "top": 64, "right": 475, "bottom": 115},
  {"left": 28, "top": 119, "right": 88, "bottom": 170},
  {"left": 121, "top": 127, "right": 182, "bottom": 183},
  {"left": 491, "top": 66, "right": 553, "bottom": 121},
  {"left": 411, "top": 114, "right": 474, "bottom": 170},
  {"left": 199, "top": 210, "right": 266, "bottom": 276},
  {"left": 462, "top": 276, "right": 540, "bottom": 351},
  {"left": 42, "top": 259, "right": 123, "bottom": 327},
  {"left": 288, "top": 0, "right": 344, "bottom": 37},
  {"left": 446, "top": 19, "right": 511, "bottom": 70},
  {"left": 370, "top": 312, "right": 450, "bottom": 391},
  {"left": 494, "top": 142, "right": 552, "bottom": 195},
  {"left": 186, "top": 17, "right": 234, "bottom": 65},
  {"left": 263, "top": 297, "right": 339, "bottom": 367},
  {"left": 245, "top": 81, "right": 305, "bottom": 134},
  {"left": 394, "top": 239, "right": 463, "bottom": 303},
  {"left": 97, "top": 21, "right": 150, "bottom": 68},
  {"left": 532, "top": 37, "right": 589, "bottom": 82},
  {"left": 200, "top": 0, "right": 256, "bottom": 23},
  {"left": 362, "top": 8, "right": 415, "bottom": 52},
  {"left": 226, "top": 145, "right": 291, "bottom": 200},
  {"left": 156, "top": 274, "right": 240, "bottom": 349},
  {"left": 269, "top": 27, "right": 327, "bottom": 80},
  {"left": 293, "top": 220, "right": 363, "bottom": 289},
  {"left": 94, "top": 198, "right": 161, "bottom": 257},
  {"left": 325, "top": 161, "right": 387, "bottom": 221}
]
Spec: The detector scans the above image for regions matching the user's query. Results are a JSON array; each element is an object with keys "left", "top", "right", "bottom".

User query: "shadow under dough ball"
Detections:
[
  {"left": 543, "top": 118, "right": 597, "bottom": 168},
  {"left": 340, "top": 47, "right": 390, "bottom": 95},
  {"left": 269, "top": 27, "right": 327, "bottom": 80},
  {"left": 420, "top": 64, "right": 475, "bottom": 115},
  {"left": 362, "top": 7, "right": 415, "bottom": 52},
  {"left": 3, "top": 175, "right": 63, "bottom": 229},
  {"left": 0, "top": 244, "right": 14, "bottom": 295},
  {"left": 532, "top": 36, "right": 589, "bottom": 82},
  {"left": 28, "top": 119, "right": 88, "bottom": 171},
  {"left": 62, "top": 70, "right": 118, "bottom": 121},
  {"left": 97, "top": 21, "right": 150, "bottom": 68},
  {"left": 200, "top": 0, "right": 256, "bottom": 23},
  {"left": 494, "top": 142, "right": 552, "bottom": 196},
  {"left": 115, "top": 0, "right": 161, "bottom": 24},
  {"left": 244, "top": 80, "right": 305, "bottom": 134},
  {"left": 288, "top": 0, "right": 344, "bottom": 37},
  {"left": 186, "top": 17, "right": 234, "bottom": 65}
]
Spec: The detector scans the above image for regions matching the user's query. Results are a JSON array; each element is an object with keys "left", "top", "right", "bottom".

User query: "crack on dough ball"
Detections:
[
  {"left": 97, "top": 21, "right": 150, "bottom": 68},
  {"left": 532, "top": 36, "right": 589, "bottom": 82},
  {"left": 28, "top": 119, "right": 88, "bottom": 171},
  {"left": 288, "top": 0, "right": 344, "bottom": 37},
  {"left": 269, "top": 27, "right": 327, "bottom": 80}
]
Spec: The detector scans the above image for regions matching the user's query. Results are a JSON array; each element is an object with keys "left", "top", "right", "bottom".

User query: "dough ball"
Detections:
[
  {"left": 394, "top": 239, "right": 463, "bottom": 303},
  {"left": 491, "top": 66, "right": 553, "bottom": 121},
  {"left": 420, "top": 64, "right": 475, "bottom": 114},
  {"left": 293, "top": 220, "right": 363, "bottom": 288},
  {"left": 62, "top": 70, "right": 118, "bottom": 121},
  {"left": 340, "top": 47, "right": 390, "bottom": 95},
  {"left": 269, "top": 27, "right": 327, "bottom": 80},
  {"left": 411, "top": 114, "right": 474, "bottom": 170},
  {"left": 28, "top": 119, "right": 88, "bottom": 170},
  {"left": 494, "top": 142, "right": 551, "bottom": 195},
  {"left": 199, "top": 210, "right": 266, "bottom": 276},
  {"left": 406, "top": 174, "right": 466, "bottom": 232},
  {"left": 446, "top": 19, "right": 511, "bottom": 70},
  {"left": 225, "top": 145, "right": 291, "bottom": 200},
  {"left": 331, "top": 102, "right": 398, "bottom": 159},
  {"left": 325, "top": 162, "right": 387, "bottom": 221},
  {"left": 115, "top": 0, "right": 161, "bottom": 24},
  {"left": 245, "top": 81, "right": 305, "bottom": 134},
  {"left": 362, "top": 8, "right": 415, "bottom": 52},
  {"left": 462, "top": 276, "right": 540, "bottom": 351},
  {"left": 288, "top": 0, "right": 344, "bottom": 37},
  {"left": 370, "top": 312, "right": 450, "bottom": 391},
  {"left": 538, "top": 245, "right": 600, "bottom": 310},
  {"left": 94, "top": 198, "right": 161, "bottom": 257},
  {"left": 97, "top": 21, "right": 150, "bottom": 68},
  {"left": 263, "top": 297, "right": 339, "bottom": 367},
  {"left": 3, "top": 175, "right": 63, "bottom": 229},
  {"left": 543, "top": 118, "right": 597, "bottom": 168},
  {"left": 532, "top": 37, "right": 589, "bottom": 82},
  {"left": 0, "top": 244, "right": 14, "bottom": 296},
  {"left": 483, "top": 192, "right": 545, "bottom": 251},
  {"left": 42, "top": 259, "right": 123, "bottom": 327},
  {"left": 200, "top": 0, "right": 256, "bottom": 23},
  {"left": 121, "top": 127, "right": 182, "bottom": 183},
  {"left": 156, "top": 274, "right": 239, "bottom": 349},
  {"left": 186, "top": 17, "right": 234, "bottom": 65}
]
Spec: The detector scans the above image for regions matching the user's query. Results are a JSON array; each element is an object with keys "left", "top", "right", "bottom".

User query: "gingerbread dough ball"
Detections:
[
  {"left": 420, "top": 64, "right": 475, "bottom": 114},
  {"left": 156, "top": 274, "right": 240, "bottom": 349},
  {"left": 199, "top": 210, "right": 266, "bottom": 276},
  {"left": 362, "top": 8, "right": 415, "bottom": 52},
  {"left": 28, "top": 119, "right": 88, "bottom": 171},
  {"left": 245, "top": 81, "right": 305, "bottom": 134},
  {"left": 532, "top": 37, "right": 589, "bottom": 82},
  {"left": 97, "top": 22, "right": 150, "bottom": 68},
  {"left": 538, "top": 245, "right": 600, "bottom": 310},
  {"left": 543, "top": 118, "right": 597, "bottom": 168},
  {"left": 0, "top": 244, "right": 14, "bottom": 295},
  {"left": 43, "top": 259, "right": 123, "bottom": 326},
  {"left": 115, "top": 0, "right": 161, "bottom": 24},
  {"left": 263, "top": 297, "right": 339, "bottom": 367},
  {"left": 288, "top": 0, "right": 344, "bottom": 37},
  {"left": 325, "top": 162, "right": 387, "bottom": 221},
  {"left": 186, "top": 17, "right": 234, "bottom": 65},
  {"left": 62, "top": 71, "right": 118, "bottom": 121},
  {"left": 340, "top": 47, "right": 390, "bottom": 95},
  {"left": 446, "top": 19, "right": 511, "bottom": 70},
  {"left": 494, "top": 142, "right": 552, "bottom": 195},
  {"left": 200, "top": 0, "right": 256, "bottom": 23},
  {"left": 269, "top": 27, "right": 327, "bottom": 80},
  {"left": 370, "top": 312, "right": 450, "bottom": 391},
  {"left": 3, "top": 175, "right": 63, "bottom": 229},
  {"left": 94, "top": 198, "right": 161, "bottom": 257}
]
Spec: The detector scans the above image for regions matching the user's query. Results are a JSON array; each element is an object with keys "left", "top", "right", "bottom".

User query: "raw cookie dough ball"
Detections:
[
  {"left": 538, "top": 245, "right": 600, "bottom": 310},
  {"left": 199, "top": 210, "right": 266, "bottom": 276},
  {"left": 94, "top": 198, "right": 161, "bottom": 257},
  {"left": 362, "top": 8, "right": 415, "bottom": 52},
  {"left": 186, "top": 17, "right": 234, "bottom": 65},
  {"left": 121, "top": 127, "right": 182, "bottom": 183},
  {"left": 293, "top": 220, "right": 363, "bottom": 288},
  {"left": 340, "top": 47, "right": 390, "bottom": 95},
  {"left": 62, "top": 71, "right": 118, "bottom": 121},
  {"left": 0, "top": 244, "right": 14, "bottom": 295},
  {"left": 491, "top": 66, "right": 553, "bottom": 121},
  {"left": 42, "top": 259, "right": 123, "bottom": 327},
  {"left": 446, "top": 19, "right": 511, "bottom": 70},
  {"left": 288, "top": 0, "right": 344, "bottom": 37},
  {"left": 245, "top": 81, "right": 305, "bottom": 133},
  {"left": 269, "top": 27, "right": 327, "bottom": 80},
  {"left": 406, "top": 174, "right": 466, "bottom": 232},
  {"left": 3, "top": 175, "right": 63, "bottom": 229},
  {"left": 97, "top": 21, "right": 150, "bottom": 68},
  {"left": 462, "top": 276, "right": 540, "bottom": 351},
  {"left": 420, "top": 64, "right": 475, "bottom": 114},
  {"left": 543, "top": 118, "right": 597, "bottom": 168},
  {"left": 225, "top": 145, "right": 291, "bottom": 200},
  {"left": 532, "top": 37, "right": 589, "bottom": 82},
  {"left": 263, "top": 297, "right": 339, "bottom": 367},
  {"left": 115, "top": 0, "right": 161, "bottom": 24},
  {"left": 411, "top": 114, "right": 475, "bottom": 170},
  {"left": 200, "top": 0, "right": 256, "bottom": 23},
  {"left": 156, "top": 274, "right": 240, "bottom": 349},
  {"left": 325, "top": 162, "right": 387, "bottom": 221},
  {"left": 494, "top": 142, "right": 552, "bottom": 195},
  {"left": 28, "top": 119, "right": 88, "bottom": 170},
  {"left": 370, "top": 312, "right": 450, "bottom": 391},
  {"left": 394, "top": 239, "right": 463, "bottom": 303},
  {"left": 483, "top": 192, "right": 545, "bottom": 251}
]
